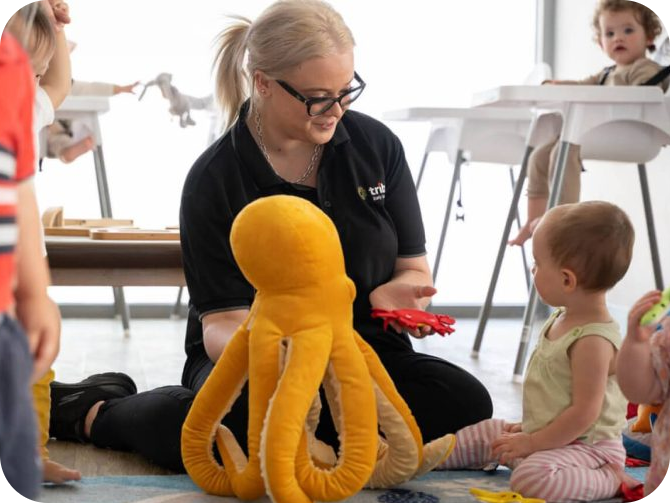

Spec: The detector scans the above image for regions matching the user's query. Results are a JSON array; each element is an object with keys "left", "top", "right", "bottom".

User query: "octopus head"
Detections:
[{"left": 231, "top": 195, "right": 352, "bottom": 294}]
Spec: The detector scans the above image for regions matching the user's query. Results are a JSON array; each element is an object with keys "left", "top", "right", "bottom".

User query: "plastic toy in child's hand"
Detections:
[
  {"left": 371, "top": 308, "right": 455, "bottom": 336},
  {"left": 640, "top": 286, "right": 670, "bottom": 326},
  {"left": 469, "top": 488, "right": 545, "bottom": 503}
]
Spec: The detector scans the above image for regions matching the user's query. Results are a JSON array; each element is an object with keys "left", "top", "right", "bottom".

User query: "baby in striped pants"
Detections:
[{"left": 439, "top": 202, "right": 638, "bottom": 502}]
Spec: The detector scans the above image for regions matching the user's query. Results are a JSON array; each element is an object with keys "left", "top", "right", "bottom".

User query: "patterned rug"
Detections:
[{"left": 38, "top": 467, "right": 648, "bottom": 503}]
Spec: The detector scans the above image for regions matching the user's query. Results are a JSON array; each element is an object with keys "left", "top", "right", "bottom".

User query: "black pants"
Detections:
[{"left": 89, "top": 320, "right": 493, "bottom": 473}]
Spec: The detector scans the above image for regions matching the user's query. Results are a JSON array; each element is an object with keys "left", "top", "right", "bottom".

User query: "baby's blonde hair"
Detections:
[
  {"left": 6, "top": 3, "right": 56, "bottom": 62},
  {"left": 543, "top": 201, "right": 634, "bottom": 292},
  {"left": 592, "top": 0, "right": 663, "bottom": 51},
  {"left": 213, "top": 0, "right": 355, "bottom": 130}
]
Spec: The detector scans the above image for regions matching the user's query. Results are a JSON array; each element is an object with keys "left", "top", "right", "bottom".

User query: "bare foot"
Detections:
[
  {"left": 43, "top": 459, "right": 81, "bottom": 484},
  {"left": 58, "top": 136, "right": 95, "bottom": 163},
  {"left": 508, "top": 217, "right": 541, "bottom": 247}
]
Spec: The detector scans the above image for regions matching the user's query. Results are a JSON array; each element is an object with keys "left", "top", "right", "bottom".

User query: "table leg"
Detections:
[
  {"left": 432, "top": 150, "right": 465, "bottom": 284},
  {"left": 472, "top": 146, "right": 532, "bottom": 358},
  {"left": 113, "top": 286, "right": 131, "bottom": 337},
  {"left": 171, "top": 287, "right": 184, "bottom": 320}
]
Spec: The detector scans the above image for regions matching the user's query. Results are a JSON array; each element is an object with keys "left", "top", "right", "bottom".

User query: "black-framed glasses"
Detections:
[{"left": 275, "top": 72, "right": 366, "bottom": 116}]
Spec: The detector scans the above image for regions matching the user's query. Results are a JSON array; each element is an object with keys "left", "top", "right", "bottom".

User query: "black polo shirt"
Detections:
[{"left": 180, "top": 102, "right": 426, "bottom": 352}]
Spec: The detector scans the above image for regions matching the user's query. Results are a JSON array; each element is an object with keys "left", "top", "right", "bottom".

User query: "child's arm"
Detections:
[
  {"left": 617, "top": 290, "right": 664, "bottom": 404},
  {"left": 492, "top": 335, "right": 614, "bottom": 464},
  {"left": 113, "top": 81, "right": 139, "bottom": 95},
  {"left": 545, "top": 74, "right": 601, "bottom": 86},
  {"left": 15, "top": 180, "right": 60, "bottom": 383},
  {"left": 39, "top": 22, "right": 71, "bottom": 109}
]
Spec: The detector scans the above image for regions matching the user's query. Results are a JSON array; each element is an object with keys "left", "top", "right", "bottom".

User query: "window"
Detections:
[{"left": 39, "top": 0, "right": 536, "bottom": 306}]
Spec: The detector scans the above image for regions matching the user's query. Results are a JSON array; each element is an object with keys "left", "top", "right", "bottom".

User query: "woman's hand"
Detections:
[{"left": 369, "top": 282, "right": 436, "bottom": 338}]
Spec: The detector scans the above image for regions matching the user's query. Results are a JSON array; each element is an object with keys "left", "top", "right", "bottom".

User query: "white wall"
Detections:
[{"left": 553, "top": 0, "right": 670, "bottom": 320}]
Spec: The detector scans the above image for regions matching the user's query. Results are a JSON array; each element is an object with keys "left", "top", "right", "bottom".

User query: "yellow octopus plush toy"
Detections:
[{"left": 181, "top": 195, "right": 455, "bottom": 503}]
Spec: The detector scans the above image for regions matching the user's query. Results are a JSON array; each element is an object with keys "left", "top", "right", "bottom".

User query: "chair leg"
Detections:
[
  {"left": 513, "top": 140, "right": 571, "bottom": 380},
  {"left": 93, "top": 146, "right": 130, "bottom": 335},
  {"left": 415, "top": 151, "right": 430, "bottom": 190},
  {"left": 638, "top": 164, "right": 664, "bottom": 290},
  {"left": 472, "top": 147, "right": 533, "bottom": 357},
  {"left": 432, "top": 150, "right": 465, "bottom": 285},
  {"left": 509, "top": 166, "right": 532, "bottom": 291}
]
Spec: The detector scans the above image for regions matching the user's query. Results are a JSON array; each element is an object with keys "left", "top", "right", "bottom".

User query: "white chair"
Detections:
[
  {"left": 384, "top": 64, "right": 552, "bottom": 286},
  {"left": 471, "top": 81, "right": 670, "bottom": 380},
  {"left": 54, "top": 95, "right": 130, "bottom": 334}
]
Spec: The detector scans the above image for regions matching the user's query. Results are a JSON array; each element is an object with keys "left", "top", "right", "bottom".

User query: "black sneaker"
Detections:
[{"left": 50, "top": 372, "right": 137, "bottom": 443}]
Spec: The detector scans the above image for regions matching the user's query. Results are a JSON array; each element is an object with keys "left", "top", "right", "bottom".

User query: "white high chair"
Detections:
[
  {"left": 383, "top": 64, "right": 552, "bottom": 286},
  {"left": 54, "top": 95, "right": 131, "bottom": 334},
  {"left": 471, "top": 79, "right": 670, "bottom": 380}
]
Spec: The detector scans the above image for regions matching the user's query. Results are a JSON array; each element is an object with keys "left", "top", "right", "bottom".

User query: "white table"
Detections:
[
  {"left": 470, "top": 85, "right": 670, "bottom": 379},
  {"left": 54, "top": 96, "right": 131, "bottom": 332},
  {"left": 383, "top": 107, "right": 535, "bottom": 286}
]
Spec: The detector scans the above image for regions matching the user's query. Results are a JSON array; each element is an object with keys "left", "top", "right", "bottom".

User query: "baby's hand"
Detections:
[
  {"left": 503, "top": 422, "right": 522, "bottom": 433},
  {"left": 53, "top": 2, "right": 71, "bottom": 24},
  {"left": 114, "top": 81, "right": 140, "bottom": 95},
  {"left": 627, "top": 290, "right": 662, "bottom": 342},
  {"left": 491, "top": 432, "right": 534, "bottom": 465},
  {"left": 41, "top": 0, "right": 71, "bottom": 31}
]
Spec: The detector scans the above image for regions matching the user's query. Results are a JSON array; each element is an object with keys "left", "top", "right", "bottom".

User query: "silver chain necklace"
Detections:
[{"left": 254, "top": 110, "right": 322, "bottom": 184}]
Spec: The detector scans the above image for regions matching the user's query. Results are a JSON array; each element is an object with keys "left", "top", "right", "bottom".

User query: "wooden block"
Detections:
[
  {"left": 90, "top": 229, "right": 180, "bottom": 241},
  {"left": 63, "top": 218, "right": 134, "bottom": 227},
  {"left": 44, "top": 227, "right": 91, "bottom": 237},
  {"left": 42, "top": 207, "right": 64, "bottom": 228}
]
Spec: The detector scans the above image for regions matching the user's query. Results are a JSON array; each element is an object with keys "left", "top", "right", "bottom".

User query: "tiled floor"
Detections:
[{"left": 49, "top": 314, "right": 537, "bottom": 475}]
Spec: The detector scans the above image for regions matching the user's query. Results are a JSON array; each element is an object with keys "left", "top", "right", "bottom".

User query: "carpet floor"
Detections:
[{"left": 38, "top": 467, "right": 648, "bottom": 503}]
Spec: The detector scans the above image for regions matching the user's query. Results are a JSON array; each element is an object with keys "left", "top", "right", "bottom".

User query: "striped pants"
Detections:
[{"left": 438, "top": 419, "right": 625, "bottom": 502}]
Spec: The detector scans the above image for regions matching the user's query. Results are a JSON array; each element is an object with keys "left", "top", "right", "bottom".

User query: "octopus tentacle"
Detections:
[
  {"left": 264, "top": 327, "right": 378, "bottom": 503},
  {"left": 353, "top": 332, "right": 456, "bottom": 486},
  {"left": 181, "top": 324, "right": 250, "bottom": 496}
]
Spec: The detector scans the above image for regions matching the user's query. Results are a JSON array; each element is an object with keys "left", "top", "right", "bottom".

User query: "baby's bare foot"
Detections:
[
  {"left": 59, "top": 136, "right": 95, "bottom": 163},
  {"left": 43, "top": 459, "right": 81, "bottom": 484},
  {"left": 508, "top": 223, "right": 532, "bottom": 246},
  {"left": 508, "top": 217, "right": 541, "bottom": 247}
]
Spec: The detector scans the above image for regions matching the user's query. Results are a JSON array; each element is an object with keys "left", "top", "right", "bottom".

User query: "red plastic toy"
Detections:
[{"left": 371, "top": 308, "right": 456, "bottom": 336}]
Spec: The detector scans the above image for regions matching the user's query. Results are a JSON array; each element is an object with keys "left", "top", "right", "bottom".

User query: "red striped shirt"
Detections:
[{"left": 0, "top": 33, "right": 35, "bottom": 312}]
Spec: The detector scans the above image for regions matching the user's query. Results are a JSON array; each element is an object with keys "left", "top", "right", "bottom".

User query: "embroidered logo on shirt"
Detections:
[
  {"left": 367, "top": 182, "right": 386, "bottom": 202},
  {"left": 357, "top": 186, "right": 367, "bottom": 200}
]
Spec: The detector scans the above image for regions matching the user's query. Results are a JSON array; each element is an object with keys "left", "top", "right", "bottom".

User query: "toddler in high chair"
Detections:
[
  {"left": 618, "top": 290, "right": 670, "bottom": 496},
  {"left": 45, "top": 39, "right": 139, "bottom": 164},
  {"left": 440, "top": 201, "right": 638, "bottom": 502},
  {"left": 509, "top": 0, "right": 669, "bottom": 246}
]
